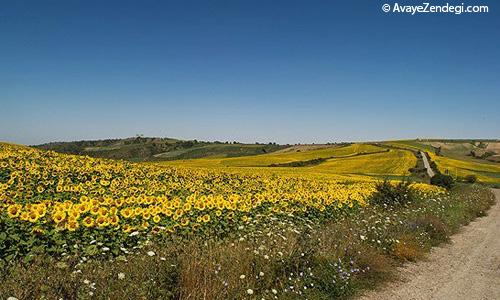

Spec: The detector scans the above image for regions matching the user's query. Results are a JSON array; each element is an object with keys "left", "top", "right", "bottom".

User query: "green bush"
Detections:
[
  {"left": 371, "top": 180, "right": 414, "bottom": 206},
  {"left": 464, "top": 174, "right": 477, "bottom": 184},
  {"left": 430, "top": 174, "right": 454, "bottom": 189}
]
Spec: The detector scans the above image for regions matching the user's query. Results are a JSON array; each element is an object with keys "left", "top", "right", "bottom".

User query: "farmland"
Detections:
[
  {"left": 0, "top": 140, "right": 497, "bottom": 299},
  {"left": 159, "top": 143, "right": 417, "bottom": 180},
  {"left": 386, "top": 140, "right": 500, "bottom": 186}
]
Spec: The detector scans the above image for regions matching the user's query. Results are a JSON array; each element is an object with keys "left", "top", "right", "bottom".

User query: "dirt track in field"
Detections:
[{"left": 358, "top": 189, "right": 500, "bottom": 300}]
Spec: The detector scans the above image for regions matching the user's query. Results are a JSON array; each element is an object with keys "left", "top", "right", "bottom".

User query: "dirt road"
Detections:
[
  {"left": 359, "top": 189, "right": 500, "bottom": 300},
  {"left": 421, "top": 151, "right": 435, "bottom": 178}
]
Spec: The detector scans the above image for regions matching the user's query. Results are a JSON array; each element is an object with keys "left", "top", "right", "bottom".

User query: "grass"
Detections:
[{"left": 0, "top": 184, "right": 495, "bottom": 299}]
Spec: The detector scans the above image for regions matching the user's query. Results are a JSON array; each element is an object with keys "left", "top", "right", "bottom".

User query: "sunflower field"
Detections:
[{"left": 0, "top": 142, "right": 444, "bottom": 264}]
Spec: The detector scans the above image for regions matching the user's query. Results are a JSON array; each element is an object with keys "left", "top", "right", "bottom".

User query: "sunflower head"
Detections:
[
  {"left": 52, "top": 211, "right": 66, "bottom": 224},
  {"left": 7, "top": 204, "right": 21, "bottom": 218},
  {"left": 202, "top": 214, "right": 211, "bottom": 223},
  {"left": 82, "top": 216, "right": 94, "bottom": 227},
  {"left": 96, "top": 216, "right": 108, "bottom": 227},
  {"left": 66, "top": 221, "right": 79, "bottom": 232}
]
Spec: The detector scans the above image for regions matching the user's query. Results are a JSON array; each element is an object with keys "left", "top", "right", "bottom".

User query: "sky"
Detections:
[{"left": 1, "top": 0, "right": 499, "bottom": 145}]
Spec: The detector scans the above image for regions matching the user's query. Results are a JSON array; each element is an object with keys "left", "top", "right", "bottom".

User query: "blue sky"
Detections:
[{"left": 1, "top": 0, "right": 499, "bottom": 145}]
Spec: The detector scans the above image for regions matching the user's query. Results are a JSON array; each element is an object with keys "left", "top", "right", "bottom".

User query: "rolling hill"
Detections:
[{"left": 35, "top": 137, "right": 287, "bottom": 161}]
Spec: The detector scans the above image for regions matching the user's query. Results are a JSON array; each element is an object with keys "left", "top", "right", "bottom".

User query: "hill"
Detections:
[
  {"left": 34, "top": 136, "right": 287, "bottom": 161},
  {"left": 159, "top": 143, "right": 419, "bottom": 182},
  {"left": 386, "top": 140, "right": 500, "bottom": 186}
]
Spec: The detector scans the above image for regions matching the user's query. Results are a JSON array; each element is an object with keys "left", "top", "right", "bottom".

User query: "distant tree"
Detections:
[
  {"left": 464, "top": 174, "right": 477, "bottom": 184},
  {"left": 435, "top": 146, "right": 442, "bottom": 156},
  {"left": 431, "top": 174, "right": 454, "bottom": 189}
]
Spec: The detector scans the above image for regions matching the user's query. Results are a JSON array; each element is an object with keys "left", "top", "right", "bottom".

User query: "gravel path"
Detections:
[
  {"left": 358, "top": 189, "right": 500, "bottom": 300},
  {"left": 421, "top": 151, "right": 435, "bottom": 178}
]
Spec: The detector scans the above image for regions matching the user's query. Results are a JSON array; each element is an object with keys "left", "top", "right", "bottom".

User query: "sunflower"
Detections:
[
  {"left": 109, "top": 215, "right": 120, "bottom": 226},
  {"left": 109, "top": 206, "right": 118, "bottom": 215},
  {"left": 98, "top": 207, "right": 108, "bottom": 217},
  {"left": 191, "top": 223, "right": 201, "bottom": 231},
  {"left": 180, "top": 217, "right": 190, "bottom": 226},
  {"left": 28, "top": 211, "right": 39, "bottom": 223},
  {"left": 120, "top": 207, "right": 133, "bottom": 218},
  {"left": 82, "top": 216, "right": 94, "bottom": 227},
  {"left": 69, "top": 210, "right": 80, "bottom": 220},
  {"left": 90, "top": 206, "right": 100, "bottom": 215},
  {"left": 142, "top": 212, "right": 151, "bottom": 220},
  {"left": 95, "top": 216, "right": 108, "bottom": 227},
  {"left": 20, "top": 211, "right": 29, "bottom": 221},
  {"left": 151, "top": 226, "right": 161, "bottom": 234},
  {"left": 152, "top": 215, "right": 161, "bottom": 223},
  {"left": 77, "top": 203, "right": 89, "bottom": 214},
  {"left": 7, "top": 204, "right": 21, "bottom": 218},
  {"left": 122, "top": 224, "right": 133, "bottom": 233},
  {"left": 52, "top": 211, "right": 66, "bottom": 224},
  {"left": 31, "top": 226, "right": 45, "bottom": 235},
  {"left": 202, "top": 214, "right": 211, "bottom": 223},
  {"left": 66, "top": 221, "right": 79, "bottom": 231}
]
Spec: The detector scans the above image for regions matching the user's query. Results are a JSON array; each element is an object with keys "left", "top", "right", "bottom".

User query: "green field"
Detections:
[{"left": 35, "top": 137, "right": 286, "bottom": 161}]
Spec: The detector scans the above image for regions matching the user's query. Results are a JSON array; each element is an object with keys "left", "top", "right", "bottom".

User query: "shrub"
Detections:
[
  {"left": 430, "top": 174, "right": 454, "bottom": 189},
  {"left": 464, "top": 174, "right": 477, "bottom": 183},
  {"left": 370, "top": 180, "right": 414, "bottom": 206},
  {"left": 414, "top": 215, "right": 449, "bottom": 245},
  {"left": 392, "top": 237, "right": 424, "bottom": 262}
]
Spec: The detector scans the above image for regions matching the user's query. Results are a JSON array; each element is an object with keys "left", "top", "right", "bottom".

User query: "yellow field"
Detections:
[
  {"left": 387, "top": 140, "right": 500, "bottom": 184},
  {"left": 161, "top": 144, "right": 381, "bottom": 167},
  {"left": 159, "top": 143, "right": 416, "bottom": 179},
  {"left": 310, "top": 149, "right": 415, "bottom": 176},
  {"left": 0, "top": 142, "right": 442, "bottom": 238},
  {"left": 428, "top": 153, "right": 500, "bottom": 184}
]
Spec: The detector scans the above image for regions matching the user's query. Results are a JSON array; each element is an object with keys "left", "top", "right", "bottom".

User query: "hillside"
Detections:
[
  {"left": 386, "top": 140, "right": 500, "bottom": 186},
  {"left": 159, "top": 143, "right": 419, "bottom": 182},
  {"left": 35, "top": 137, "right": 287, "bottom": 161}
]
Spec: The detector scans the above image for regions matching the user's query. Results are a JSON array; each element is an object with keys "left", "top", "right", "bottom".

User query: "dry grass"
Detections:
[{"left": 391, "top": 235, "right": 425, "bottom": 262}]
